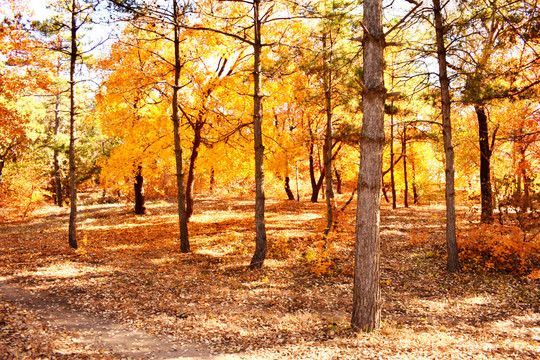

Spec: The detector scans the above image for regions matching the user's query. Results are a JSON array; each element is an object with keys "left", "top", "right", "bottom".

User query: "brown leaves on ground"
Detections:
[{"left": 0, "top": 195, "right": 539, "bottom": 359}]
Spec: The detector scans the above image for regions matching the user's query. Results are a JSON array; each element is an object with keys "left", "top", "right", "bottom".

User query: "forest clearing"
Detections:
[
  {"left": 1, "top": 193, "right": 539, "bottom": 359},
  {"left": 2, "top": 0, "right": 540, "bottom": 357}
]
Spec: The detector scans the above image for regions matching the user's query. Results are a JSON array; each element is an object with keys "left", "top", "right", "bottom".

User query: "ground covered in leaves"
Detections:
[{"left": 1, "top": 194, "right": 539, "bottom": 359}]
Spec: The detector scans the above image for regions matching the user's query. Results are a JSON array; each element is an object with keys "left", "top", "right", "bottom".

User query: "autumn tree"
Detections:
[
  {"left": 95, "top": 24, "right": 175, "bottom": 214},
  {"left": 35, "top": 0, "right": 104, "bottom": 248},
  {"left": 448, "top": 0, "right": 540, "bottom": 222},
  {"left": 351, "top": 0, "right": 385, "bottom": 332},
  {"left": 432, "top": 0, "right": 458, "bottom": 271},
  {"left": 182, "top": 0, "right": 303, "bottom": 268}
]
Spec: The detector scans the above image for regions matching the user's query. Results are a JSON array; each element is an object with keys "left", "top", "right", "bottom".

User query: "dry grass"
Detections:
[{"left": 0, "top": 194, "right": 539, "bottom": 359}]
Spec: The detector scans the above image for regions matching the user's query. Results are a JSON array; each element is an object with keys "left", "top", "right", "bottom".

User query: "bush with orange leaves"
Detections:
[
  {"left": 0, "top": 164, "right": 51, "bottom": 222},
  {"left": 457, "top": 223, "right": 540, "bottom": 277}
]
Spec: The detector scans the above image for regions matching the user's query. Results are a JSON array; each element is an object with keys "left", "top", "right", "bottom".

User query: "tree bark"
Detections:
[
  {"left": 402, "top": 125, "right": 408, "bottom": 208},
  {"left": 134, "top": 166, "right": 145, "bottom": 214},
  {"left": 68, "top": 0, "right": 78, "bottom": 250},
  {"left": 323, "top": 33, "right": 334, "bottom": 235},
  {"left": 434, "top": 0, "right": 459, "bottom": 271},
  {"left": 249, "top": 0, "right": 267, "bottom": 269},
  {"left": 476, "top": 105, "right": 493, "bottom": 223},
  {"left": 309, "top": 141, "right": 325, "bottom": 202},
  {"left": 53, "top": 93, "right": 63, "bottom": 207},
  {"left": 390, "top": 110, "right": 397, "bottom": 209},
  {"left": 172, "top": 0, "right": 190, "bottom": 253},
  {"left": 352, "top": 0, "right": 384, "bottom": 332},
  {"left": 186, "top": 121, "right": 202, "bottom": 220}
]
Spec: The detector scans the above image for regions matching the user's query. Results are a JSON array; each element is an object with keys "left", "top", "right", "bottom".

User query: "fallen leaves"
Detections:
[{"left": 0, "top": 196, "right": 539, "bottom": 359}]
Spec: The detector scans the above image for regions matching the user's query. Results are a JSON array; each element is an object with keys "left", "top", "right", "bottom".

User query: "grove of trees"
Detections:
[{"left": 2, "top": 0, "right": 540, "bottom": 333}]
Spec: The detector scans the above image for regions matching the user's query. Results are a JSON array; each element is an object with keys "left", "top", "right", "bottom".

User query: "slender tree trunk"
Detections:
[
  {"left": 249, "top": 0, "right": 267, "bottom": 269},
  {"left": 434, "top": 0, "right": 458, "bottom": 271},
  {"left": 134, "top": 165, "right": 145, "bottom": 214},
  {"left": 476, "top": 105, "right": 493, "bottom": 223},
  {"left": 295, "top": 161, "right": 299, "bottom": 201},
  {"left": 210, "top": 167, "right": 215, "bottom": 192},
  {"left": 309, "top": 142, "right": 325, "bottom": 202},
  {"left": 518, "top": 146, "right": 530, "bottom": 211},
  {"left": 352, "top": 0, "right": 384, "bottom": 332},
  {"left": 186, "top": 121, "right": 202, "bottom": 220},
  {"left": 323, "top": 34, "right": 334, "bottom": 234},
  {"left": 53, "top": 93, "right": 63, "bottom": 207},
  {"left": 172, "top": 0, "right": 189, "bottom": 253},
  {"left": 411, "top": 149, "right": 418, "bottom": 204},
  {"left": 284, "top": 177, "right": 295, "bottom": 200},
  {"left": 68, "top": 0, "right": 78, "bottom": 249},
  {"left": 390, "top": 110, "right": 397, "bottom": 209},
  {"left": 335, "top": 169, "right": 342, "bottom": 194},
  {"left": 402, "top": 126, "right": 409, "bottom": 208}
]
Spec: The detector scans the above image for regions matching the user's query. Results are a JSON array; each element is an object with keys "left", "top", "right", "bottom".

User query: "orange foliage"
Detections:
[{"left": 458, "top": 223, "right": 540, "bottom": 275}]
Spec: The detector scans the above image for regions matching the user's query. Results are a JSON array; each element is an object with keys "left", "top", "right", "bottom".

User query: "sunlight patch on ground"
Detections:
[
  {"left": 266, "top": 213, "right": 322, "bottom": 222},
  {"left": 191, "top": 211, "right": 252, "bottom": 224},
  {"left": 103, "top": 244, "right": 145, "bottom": 251},
  {"left": 23, "top": 262, "right": 114, "bottom": 280}
]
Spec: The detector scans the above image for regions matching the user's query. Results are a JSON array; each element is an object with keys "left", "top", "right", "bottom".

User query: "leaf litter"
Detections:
[{"left": 0, "top": 195, "right": 539, "bottom": 359}]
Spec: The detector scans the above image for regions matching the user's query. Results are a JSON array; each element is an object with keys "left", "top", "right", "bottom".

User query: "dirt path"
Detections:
[{"left": 0, "top": 278, "right": 239, "bottom": 359}]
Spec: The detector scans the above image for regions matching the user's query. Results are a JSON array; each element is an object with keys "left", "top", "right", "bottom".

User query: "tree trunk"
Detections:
[
  {"left": 434, "top": 0, "right": 459, "bottom": 271},
  {"left": 352, "top": 0, "right": 384, "bottom": 332},
  {"left": 309, "top": 142, "right": 325, "bottom": 203},
  {"left": 411, "top": 150, "right": 418, "bottom": 204},
  {"left": 519, "top": 146, "right": 530, "bottom": 211},
  {"left": 134, "top": 166, "right": 145, "bottom": 214},
  {"left": 323, "top": 33, "right": 334, "bottom": 235},
  {"left": 68, "top": 0, "right": 78, "bottom": 250},
  {"left": 172, "top": 0, "right": 190, "bottom": 253},
  {"left": 476, "top": 105, "right": 493, "bottom": 223},
  {"left": 210, "top": 167, "right": 215, "bottom": 192},
  {"left": 186, "top": 121, "right": 202, "bottom": 220},
  {"left": 335, "top": 169, "right": 342, "bottom": 194},
  {"left": 402, "top": 125, "right": 409, "bottom": 208},
  {"left": 249, "top": 0, "right": 267, "bottom": 269},
  {"left": 53, "top": 93, "right": 63, "bottom": 207},
  {"left": 284, "top": 177, "right": 295, "bottom": 200},
  {"left": 390, "top": 111, "right": 397, "bottom": 209}
]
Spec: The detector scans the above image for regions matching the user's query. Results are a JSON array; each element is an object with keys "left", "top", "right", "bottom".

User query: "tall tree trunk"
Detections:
[
  {"left": 53, "top": 93, "right": 63, "bottom": 207},
  {"left": 352, "top": 0, "right": 384, "bottom": 332},
  {"left": 476, "top": 105, "right": 493, "bottom": 223},
  {"left": 249, "top": 0, "right": 267, "bottom": 269},
  {"left": 134, "top": 166, "right": 145, "bottom": 214},
  {"left": 434, "top": 0, "right": 458, "bottom": 271},
  {"left": 323, "top": 33, "right": 334, "bottom": 235},
  {"left": 68, "top": 0, "right": 78, "bottom": 250},
  {"left": 186, "top": 121, "right": 202, "bottom": 220},
  {"left": 390, "top": 109, "right": 397, "bottom": 209},
  {"left": 172, "top": 0, "right": 189, "bottom": 253},
  {"left": 402, "top": 125, "right": 408, "bottom": 208}
]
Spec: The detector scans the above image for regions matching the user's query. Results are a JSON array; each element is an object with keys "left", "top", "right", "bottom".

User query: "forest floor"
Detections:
[{"left": 0, "top": 193, "right": 539, "bottom": 359}]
